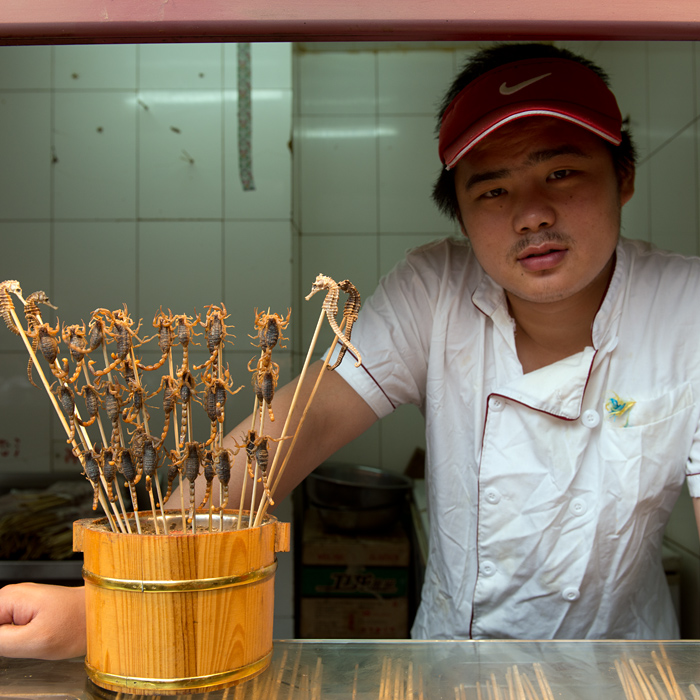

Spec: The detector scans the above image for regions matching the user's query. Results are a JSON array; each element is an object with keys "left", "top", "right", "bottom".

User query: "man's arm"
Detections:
[
  {"left": 693, "top": 498, "right": 700, "bottom": 541},
  {"left": 198, "top": 358, "right": 379, "bottom": 509}
]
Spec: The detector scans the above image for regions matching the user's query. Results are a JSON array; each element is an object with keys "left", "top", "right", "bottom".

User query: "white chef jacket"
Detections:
[{"left": 332, "top": 236, "right": 700, "bottom": 640}]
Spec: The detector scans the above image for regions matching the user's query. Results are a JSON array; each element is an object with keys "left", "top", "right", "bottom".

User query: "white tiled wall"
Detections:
[{"left": 0, "top": 42, "right": 293, "bottom": 477}]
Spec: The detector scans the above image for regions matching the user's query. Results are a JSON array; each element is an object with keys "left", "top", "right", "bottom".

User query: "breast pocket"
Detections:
[{"left": 599, "top": 382, "right": 696, "bottom": 513}]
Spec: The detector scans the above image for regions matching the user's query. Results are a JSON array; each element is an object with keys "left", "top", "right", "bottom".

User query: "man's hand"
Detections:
[{"left": 0, "top": 583, "right": 86, "bottom": 660}]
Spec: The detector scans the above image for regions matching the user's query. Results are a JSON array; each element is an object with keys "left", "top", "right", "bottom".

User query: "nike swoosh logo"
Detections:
[{"left": 499, "top": 73, "right": 552, "bottom": 96}]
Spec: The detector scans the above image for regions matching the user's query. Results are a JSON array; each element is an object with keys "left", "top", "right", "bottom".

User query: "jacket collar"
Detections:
[{"left": 471, "top": 239, "right": 629, "bottom": 419}]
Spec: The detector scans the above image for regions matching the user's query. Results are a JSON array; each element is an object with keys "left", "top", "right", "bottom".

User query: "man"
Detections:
[{"left": 2, "top": 42, "right": 700, "bottom": 657}]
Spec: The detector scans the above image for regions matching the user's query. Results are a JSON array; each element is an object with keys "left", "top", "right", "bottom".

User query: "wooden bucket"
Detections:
[{"left": 73, "top": 510, "right": 290, "bottom": 695}]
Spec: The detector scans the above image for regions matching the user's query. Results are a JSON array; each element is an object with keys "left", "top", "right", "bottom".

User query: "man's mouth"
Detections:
[{"left": 517, "top": 244, "right": 568, "bottom": 271}]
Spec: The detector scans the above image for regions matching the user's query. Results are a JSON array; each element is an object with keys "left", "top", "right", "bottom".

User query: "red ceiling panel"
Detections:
[{"left": 0, "top": 0, "right": 699, "bottom": 44}]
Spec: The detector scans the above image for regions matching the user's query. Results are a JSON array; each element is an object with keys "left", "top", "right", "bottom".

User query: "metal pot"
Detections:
[{"left": 306, "top": 463, "right": 412, "bottom": 533}]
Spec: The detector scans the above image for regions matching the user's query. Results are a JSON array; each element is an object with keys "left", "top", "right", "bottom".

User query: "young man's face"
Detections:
[{"left": 454, "top": 117, "right": 634, "bottom": 307}]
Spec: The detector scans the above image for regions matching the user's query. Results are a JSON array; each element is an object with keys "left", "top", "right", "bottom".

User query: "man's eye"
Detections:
[
  {"left": 549, "top": 169, "right": 573, "bottom": 180},
  {"left": 481, "top": 188, "right": 506, "bottom": 199}
]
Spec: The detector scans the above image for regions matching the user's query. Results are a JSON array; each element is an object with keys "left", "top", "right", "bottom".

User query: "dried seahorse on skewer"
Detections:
[
  {"left": 24, "top": 290, "right": 57, "bottom": 329},
  {"left": 305, "top": 274, "right": 362, "bottom": 367},
  {"left": 250, "top": 308, "right": 290, "bottom": 352},
  {"left": 138, "top": 307, "right": 174, "bottom": 372},
  {"left": 330, "top": 279, "right": 361, "bottom": 369},
  {"left": 23, "top": 291, "right": 58, "bottom": 386},
  {"left": 0, "top": 280, "right": 22, "bottom": 335}
]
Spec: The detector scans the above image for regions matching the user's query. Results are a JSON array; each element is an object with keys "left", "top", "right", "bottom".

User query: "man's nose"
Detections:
[{"left": 513, "top": 189, "right": 555, "bottom": 234}]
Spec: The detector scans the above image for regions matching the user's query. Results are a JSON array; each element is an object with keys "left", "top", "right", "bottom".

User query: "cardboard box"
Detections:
[
  {"left": 299, "top": 507, "right": 411, "bottom": 639},
  {"left": 301, "top": 508, "right": 410, "bottom": 567},
  {"left": 300, "top": 597, "right": 409, "bottom": 639}
]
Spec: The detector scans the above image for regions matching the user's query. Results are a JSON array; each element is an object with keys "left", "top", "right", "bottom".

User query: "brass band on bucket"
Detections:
[
  {"left": 85, "top": 652, "right": 272, "bottom": 691},
  {"left": 82, "top": 559, "right": 277, "bottom": 592}
]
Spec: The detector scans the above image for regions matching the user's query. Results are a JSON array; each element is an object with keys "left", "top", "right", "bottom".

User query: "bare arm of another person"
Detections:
[{"left": 0, "top": 583, "right": 86, "bottom": 659}]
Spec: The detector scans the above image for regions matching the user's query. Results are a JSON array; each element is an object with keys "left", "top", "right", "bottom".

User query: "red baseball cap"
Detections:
[{"left": 438, "top": 57, "right": 623, "bottom": 170}]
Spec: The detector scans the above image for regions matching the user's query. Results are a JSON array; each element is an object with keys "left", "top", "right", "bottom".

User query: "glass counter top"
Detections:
[{"left": 2, "top": 639, "right": 699, "bottom": 699}]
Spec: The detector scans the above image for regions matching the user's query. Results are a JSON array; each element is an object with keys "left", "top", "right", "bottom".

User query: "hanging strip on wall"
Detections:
[{"left": 237, "top": 42, "right": 256, "bottom": 191}]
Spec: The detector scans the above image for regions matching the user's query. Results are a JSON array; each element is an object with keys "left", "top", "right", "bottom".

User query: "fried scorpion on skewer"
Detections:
[
  {"left": 249, "top": 350, "right": 280, "bottom": 421},
  {"left": 233, "top": 429, "right": 289, "bottom": 507},
  {"left": 250, "top": 308, "right": 290, "bottom": 352},
  {"left": 138, "top": 308, "right": 174, "bottom": 372},
  {"left": 92, "top": 306, "right": 143, "bottom": 377},
  {"left": 200, "top": 367, "right": 244, "bottom": 445},
  {"left": 194, "top": 303, "right": 233, "bottom": 372}
]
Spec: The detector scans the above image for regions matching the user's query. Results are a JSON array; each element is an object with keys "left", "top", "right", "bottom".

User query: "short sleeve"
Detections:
[{"left": 330, "top": 239, "right": 458, "bottom": 418}]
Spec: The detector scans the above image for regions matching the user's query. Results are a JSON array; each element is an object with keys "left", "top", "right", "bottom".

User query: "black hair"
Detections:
[{"left": 431, "top": 43, "right": 637, "bottom": 222}]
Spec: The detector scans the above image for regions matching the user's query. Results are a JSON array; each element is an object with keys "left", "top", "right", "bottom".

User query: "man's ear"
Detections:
[
  {"left": 457, "top": 214, "right": 468, "bottom": 239},
  {"left": 620, "top": 168, "right": 635, "bottom": 206}
]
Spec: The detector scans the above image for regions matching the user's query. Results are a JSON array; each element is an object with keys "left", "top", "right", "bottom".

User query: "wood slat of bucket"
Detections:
[{"left": 74, "top": 510, "right": 289, "bottom": 695}]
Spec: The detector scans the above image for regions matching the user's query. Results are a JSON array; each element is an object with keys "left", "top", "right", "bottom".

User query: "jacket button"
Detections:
[
  {"left": 562, "top": 587, "right": 580, "bottom": 601},
  {"left": 481, "top": 561, "right": 496, "bottom": 576},
  {"left": 484, "top": 488, "right": 501, "bottom": 505},
  {"left": 489, "top": 397, "right": 505, "bottom": 412},
  {"left": 569, "top": 498, "right": 587, "bottom": 516},
  {"left": 581, "top": 409, "right": 600, "bottom": 428}
]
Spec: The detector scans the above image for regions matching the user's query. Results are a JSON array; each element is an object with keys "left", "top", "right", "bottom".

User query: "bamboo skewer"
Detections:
[
  {"left": 6, "top": 301, "right": 119, "bottom": 532},
  {"left": 251, "top": 308, "right": 326, "bottom": 526},
  {"left": 522, "top": 674, "right": 539, "bottom": 700},
  {"left": 630, "top": 658, "right": 656, "bottom": 700},
  {"left": 653, "top": 651, "right": 681, "bottom": 700},
  {"left": 311, "top": 656, "right": 323, "bottom": 700},
  {"left": 5, "top": 277, "right": 359, "bottom": 544},
  {"left": 654, "top": 677, "right": 671, "bottom": 700},
  {"left": 254, "top": 314, "right": 346, "bottom": 527}
]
